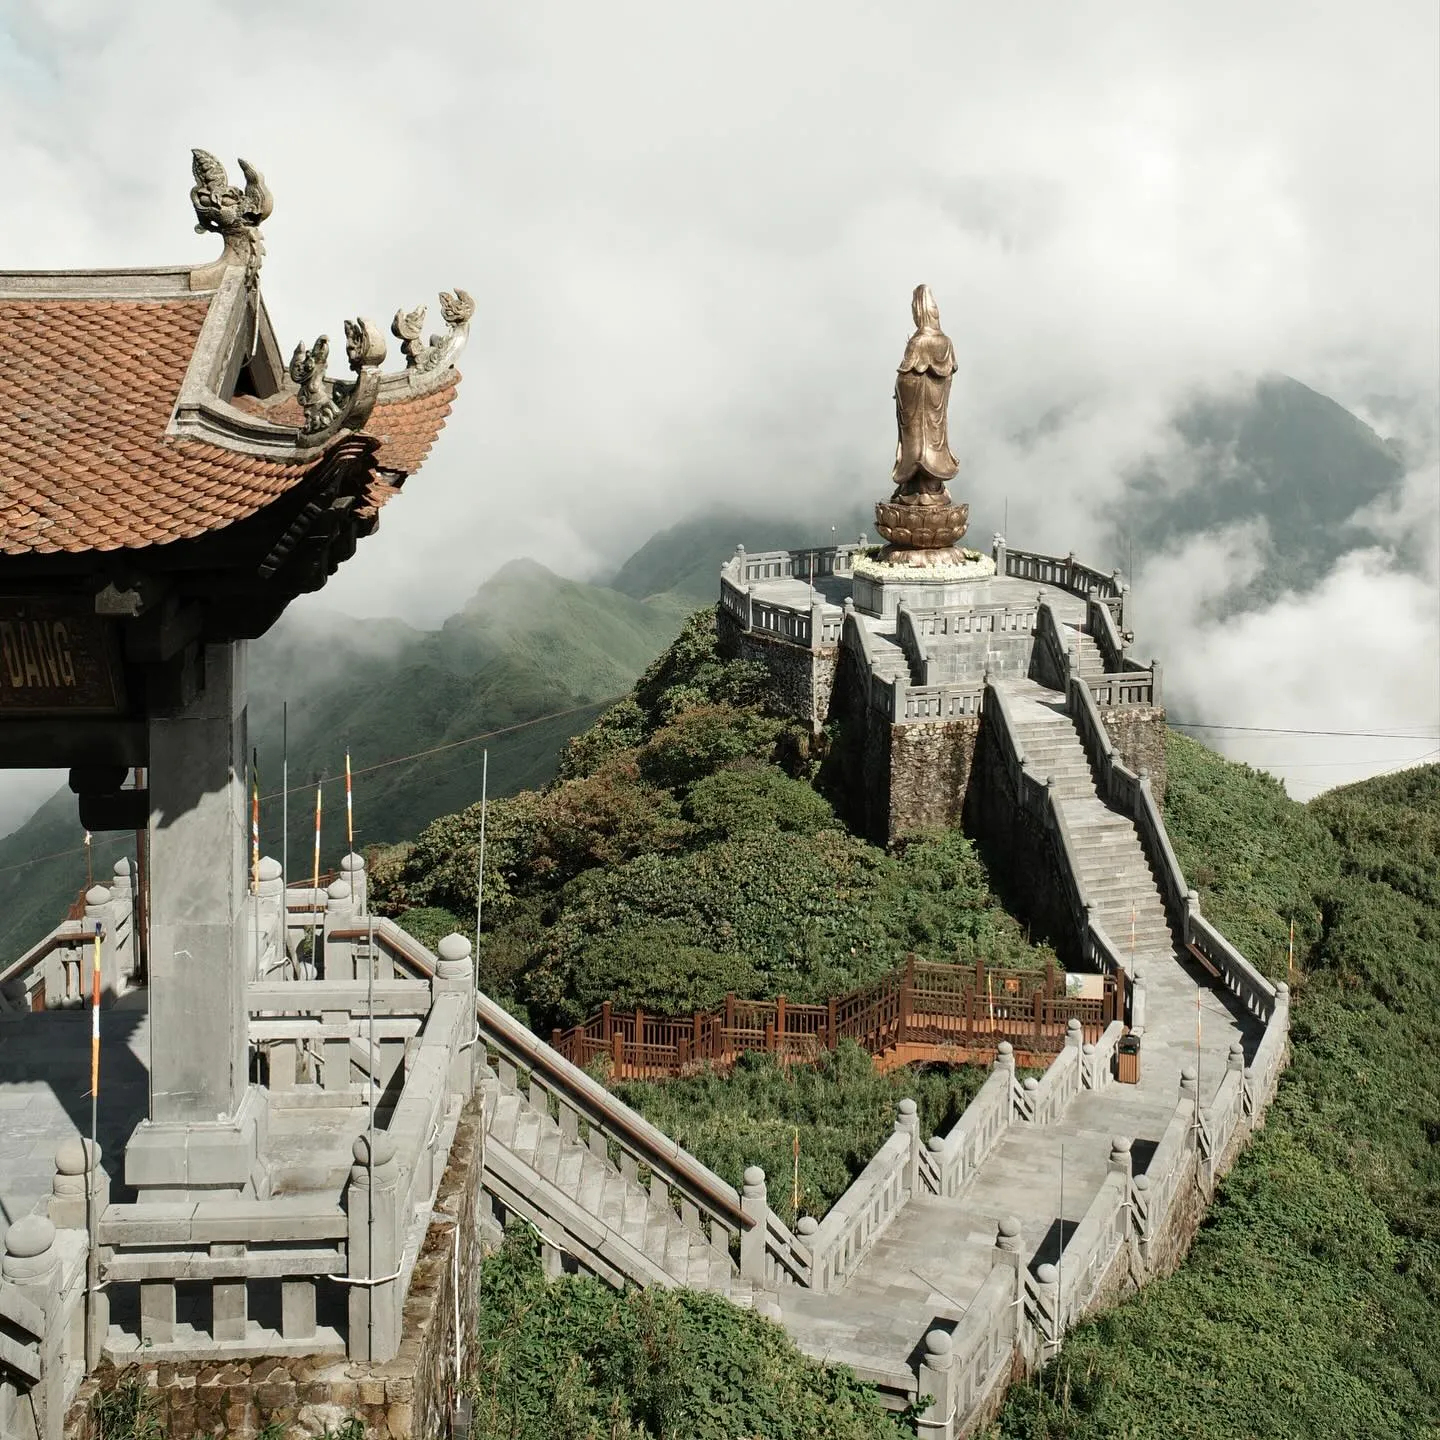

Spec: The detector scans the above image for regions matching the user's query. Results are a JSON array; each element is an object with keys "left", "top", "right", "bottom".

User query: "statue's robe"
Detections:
[{"left": 891, "top": 329, "right": 959, "bottom": 488}]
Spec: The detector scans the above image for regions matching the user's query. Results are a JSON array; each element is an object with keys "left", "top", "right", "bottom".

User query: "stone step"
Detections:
[
  {"left": 489, "top": 1092, "right": 521, "bottom": 1147},
  {"left": 533, "top": 1132, "right": 562, "bottom": 1184},
  {"left": 554, "top": 1146, "right": 584, "bottom": 1197},
  {"left": 512, "top": 1111, "right": 541, "bottom": 1161}
]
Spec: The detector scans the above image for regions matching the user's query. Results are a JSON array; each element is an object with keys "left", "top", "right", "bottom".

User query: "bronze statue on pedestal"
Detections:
[{"left": 875, "top": 285, "right": 970, "bottom": 565}]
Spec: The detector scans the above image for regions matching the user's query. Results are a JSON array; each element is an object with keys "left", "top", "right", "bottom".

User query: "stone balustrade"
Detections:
[
  {"left": 994, "top": 540, "right": 1127, "bottom": 625},
  {"left": 919, "top": 1053, "right": 1014, "bottom": 1198},
  {"left": 803, "top": 1119, "right": 914, "bottom": 1295},
  {"left": 1014, "top": 1023, "right": 1085, "bottom": 1124}
]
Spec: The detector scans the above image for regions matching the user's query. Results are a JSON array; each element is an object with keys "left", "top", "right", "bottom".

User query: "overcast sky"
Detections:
[{"left": 1, "top": 0, "right": 1436, "bottom": 812}]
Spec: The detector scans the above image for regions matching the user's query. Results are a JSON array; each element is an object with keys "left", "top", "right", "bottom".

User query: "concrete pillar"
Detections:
[
  {"left": 915, "top": 1328, "right": 957, "bottom": 1439},
  {"left": 739, "top": 1167, "right": 768, "bottom": 1281},
  {"left": 4, "top": 1216, "right": 67, "bottom": 1440},
  {"left": 127, "top": 642, "right": 263, "bottom": 1200},
  {"left": 347, "top": 1132, "right": 402, "bottom": 1362},
  {"left": 340, "top": 852, "right": 367, "bottom": 915},
  {"left": 895, "top": 1098, "right": 920, "bottom": 1193}
]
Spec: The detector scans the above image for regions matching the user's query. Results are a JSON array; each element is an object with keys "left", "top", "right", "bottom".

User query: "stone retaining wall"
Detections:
[
  {"left": 65, "top": 1103, "right": 485, "bottom": 1440},
  {"left": 1099, "top": 707, "right": 1168, "bottom": 805},
  {"left": 716, "top": 607, "right": 836, "bottom": 731}
]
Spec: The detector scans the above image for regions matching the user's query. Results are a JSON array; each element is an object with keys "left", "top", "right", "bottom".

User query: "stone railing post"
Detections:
[
  {"left": 109, "top": 858, "right": 135, "bottom": 982},
  {"left": 795, "top": 1215, "right": 820, "bottom": 1290},
  {"left": 323, "top": 876, "right": 357, "bottom": 979},
  {"left": 254, "top": 857, "right": 285, "bottom": 976},
  {"left": 4, "top": 1215, "right": 66, "bottom": 1439},
  {"left": 347, "top": 1133, "right": 402, "bottom": 1363},
  {"left": 1081, "top": 1041, "right": 1097, "bottom": 1089},
  {"left": 926, "top": 1135, "right": 948, "bottom": 1196},
  {"left": 1033, "top": 1261, "right": 1060, "bottom": 1353},
  {"left": 746, "top": 583, "right": 756, "bottom": 632},
  {"left": 341, "top": 851, "right": 368, "bottom": 916},
  {"left": 51, "top": 1139, "right": 108, "bottom": 1366},
  {"left": 992, "top": 531, "right": 1007, "bottom": 576},
  {"left": 1065, "top": 1016, "right": 1083, "bottom": 1058},
  {"left": 896, "top": 1099, "right": 920, "bottom": 1193},
  {"left": 915, "top": 1328, "right": 957, "bottom": 1439},
  {"left": 739, "top": 1167, "right": 768, "bottom": 1282},
  {"left": 1184, "top": 888, "right": 1200, "bottom": 946},
  {"left": 1130, "top": 1172, "right": 1152, "bottom": 1268},
  {"left": 434, "top": 934, "right": 478, "bottom": 1098},
  {"left": 995, "top": 1041, "right": 1016, "bottom": 1116}
]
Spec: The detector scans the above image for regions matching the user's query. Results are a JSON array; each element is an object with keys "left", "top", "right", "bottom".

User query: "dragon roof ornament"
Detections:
[
  {"left": 391, "top": 289, "right": 474, "bottom": 374},
  {"left": 189, "top": 149, "right": 273, "bottom": 285},
  {"left": 287, "top": 317, "right": 388, "bottom": 443}
]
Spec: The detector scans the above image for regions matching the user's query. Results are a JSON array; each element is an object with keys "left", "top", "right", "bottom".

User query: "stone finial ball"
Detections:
[
  {"left": 1132, "top": 1174, "right": 1151, "bottom": 1192},
  {"left": 85, "top": 885, "right": 111, "bottom": 906},
  {"left": 743, "top": 1165, "right": 766, "bottom": 1187},
  {"left": 1276, "top": 982, "right": 1290, "bottom": 997},
  {"left": 898, "top": 1098, "right": 917, "bottom": 1116},
  {"left": 1023, "top": 1077, "right": 1039, "bottom": 1092},
  {"left": 796, "top": 1216, "right": 819, "bottom": 1236},
  {"left": 1180, "top": 1065, "right": 1197, "bottom": 1081},
  {"left": 353, "top": 1132, "right": 397, "bottom": 1168},
  {"left": 112, "top": 856, "right": 131, "bottom": 876},
  {"left": 5, "top": 1215, "right": 56, "bottom": 1258},
  {"left": 438, "top": 933, "right": 473, "bottom": 963},
  {"left": 1082, "top": 1042, "right": 1095, "bottom": 1055},
  {"left": 998, "top": 1215, "right": 1022, "bottom": 1238},
  {"left": 1067, "top": 1017, "right": 1081, "bottom": 1032},
  {"left": 1036, "top": 1263, "right": 1059, "bottom": 1285},
  {"left": 55, "top": 1137, "right": 99, "bottom": 1175},
  {"left": 257, "top": 857, "right": 283, "bottom": 882},
  {"left": 997, "top": 1041, "right": 1014, "bottom": 1056},
  {"left": 928, "top": 1136, "right": 945, "bottom": 1153},
  {"left": 326, "top": 877, "right": 352, "bottom": 901},
  {"left": 341, "top": 852, "right": 365, "bottom": 872},
  {"left": 1110, "top": 1135, "right": 1132, "bottom": 1153},
  {"left": 923, "top": 1329, "right": 953, "bottom": 1359}
]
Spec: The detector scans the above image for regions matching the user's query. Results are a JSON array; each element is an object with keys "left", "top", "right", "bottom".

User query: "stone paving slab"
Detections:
[{"left": 0, "top": 1003, "right": 151, "bottom": 1226}]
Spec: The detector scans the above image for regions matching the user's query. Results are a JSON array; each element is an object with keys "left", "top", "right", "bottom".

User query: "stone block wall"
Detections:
[
  {"left": 715, "top": 608, "right": 836, "bottom": 732},
  {"left": 1101, "top": 707, "right": 1168, "bottom": 804},
  {"left": 887, "top": 717, "right": 979, "bottom": 836},
  {"left": 65, "top": 1104, "right": 486, "bottom": 1440}
]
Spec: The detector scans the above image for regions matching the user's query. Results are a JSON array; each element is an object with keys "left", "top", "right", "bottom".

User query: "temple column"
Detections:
[{"left": 125, "top": 643, "right": 266, "bottom": 1200}]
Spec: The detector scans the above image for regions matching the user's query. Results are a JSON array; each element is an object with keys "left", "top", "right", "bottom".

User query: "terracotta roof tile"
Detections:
[{"left": 0, "top": 296, "right": 317, "bottom": 555}]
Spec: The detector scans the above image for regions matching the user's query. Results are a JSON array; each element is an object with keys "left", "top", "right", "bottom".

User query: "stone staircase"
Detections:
[
  {"left": 480, "top": 1069, "right": 749, "bottom": 1298},
  {"left": 998, "top": 681, "right": 1173, "bottom": 967}
]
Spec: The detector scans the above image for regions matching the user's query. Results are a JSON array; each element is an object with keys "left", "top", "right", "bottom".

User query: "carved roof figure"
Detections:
[{"left": 189, "top": 150, "right": 274, "bottom": 282}]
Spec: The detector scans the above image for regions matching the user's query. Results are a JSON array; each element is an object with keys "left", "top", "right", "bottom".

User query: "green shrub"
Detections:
[
  {"left": 616, "top": 1044, "right": 995, "bottom": 1226},
  {"left": 468, "top": 1224, "right": 911, "bottom": 1439},
  {"left": 683, "top": 763, "right": 838, "bottom": 840}
]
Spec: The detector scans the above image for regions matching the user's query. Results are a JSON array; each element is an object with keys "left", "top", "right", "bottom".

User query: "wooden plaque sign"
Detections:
[{"left": 0, "top": 600, "right": 125, "bottom": 714}]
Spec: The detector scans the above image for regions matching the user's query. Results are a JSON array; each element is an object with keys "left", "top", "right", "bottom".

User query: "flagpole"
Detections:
[
  {"left": 474, "top": 750, "right": 489, "bottom": 958},
  {"left": 282, "top": 701, "right": 289, "bottom": 890},
  {"left": 346, "top": 747, "right": 354, "bottom": 855},
  {"left": 251, "top": 748, "right": 261, "bottom": 895},
  {"left": 310, "top": 782, "right": 323, "bottom": 972}
]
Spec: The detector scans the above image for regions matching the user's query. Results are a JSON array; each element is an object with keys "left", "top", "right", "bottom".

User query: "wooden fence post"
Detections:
[
  {"left": 601, "top": 1001, "right": 612, "bottom": 1043},
  {"left": 776, "top": 994, "right": 787, "bottom": 1046},
  {"left": 827, "top": 997, "right": 837, "bottom": 1049},
  {"left": 635, "top": 1007, "right": 645, "bottom": 1073}
]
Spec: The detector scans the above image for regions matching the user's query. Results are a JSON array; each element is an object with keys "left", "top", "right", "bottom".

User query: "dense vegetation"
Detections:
[
  {"left": 615, "top": 1043, "right": 993, "bottom": 1227},
  {"left": 375, "top": 610, "right": 1051, "bottom": 1034},
  {"left": 467, "top": 1225, "right": 912, "bottom": 1440},
  {"left": 993, "top": 737, "right": 1440, "bottom": 1439}
]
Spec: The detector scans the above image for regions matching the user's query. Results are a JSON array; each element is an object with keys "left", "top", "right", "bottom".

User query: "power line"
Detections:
[{"left": 1169, "top": 721, "right": 1439, "bottom": 739}]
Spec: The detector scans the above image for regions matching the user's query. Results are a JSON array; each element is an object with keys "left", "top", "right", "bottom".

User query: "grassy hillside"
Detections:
[{"left": 993, "top": 740, "right": 1440, "bottom": 1439}]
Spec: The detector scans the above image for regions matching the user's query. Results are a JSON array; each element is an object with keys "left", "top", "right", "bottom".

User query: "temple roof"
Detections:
[{"left": 0, "top": 152, "right": 470, "bottom": 562}]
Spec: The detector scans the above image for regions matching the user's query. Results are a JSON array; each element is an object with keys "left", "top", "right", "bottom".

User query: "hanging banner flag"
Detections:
[{"left": 90, "top": 927, "right": 102, "bottom": 1097}]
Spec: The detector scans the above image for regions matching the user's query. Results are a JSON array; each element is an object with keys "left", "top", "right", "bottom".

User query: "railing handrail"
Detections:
[
  {"left": 0, "top": 921, "right": 90, "bottom": 991},
  {"left": 358, "top": 919, "right": 752, "bottom": 1233},
  {"left": 99, "top": 1196, "right": 348, "bottom": 1247}
]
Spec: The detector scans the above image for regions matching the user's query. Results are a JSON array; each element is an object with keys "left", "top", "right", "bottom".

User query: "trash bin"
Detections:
[{"left": 1116, "top": 1033, "right": 1141, "bottom": 1085}]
